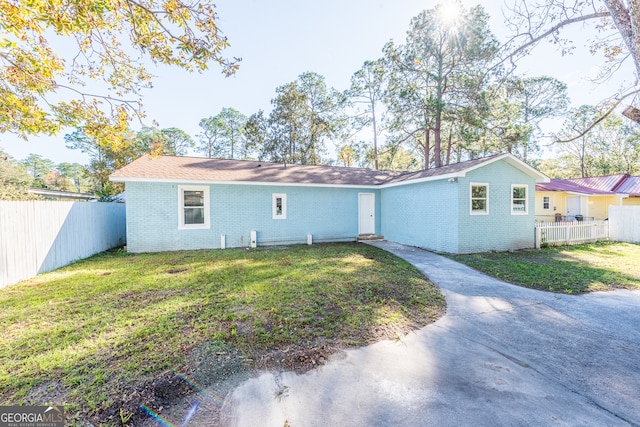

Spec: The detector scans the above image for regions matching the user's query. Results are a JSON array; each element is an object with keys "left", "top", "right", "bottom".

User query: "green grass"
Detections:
[
  {"left": 0, "top": 243, "right": 444, "bottom": 425},
  {"left": 450, "top": 241, "right": 640, "bottom": 294}
]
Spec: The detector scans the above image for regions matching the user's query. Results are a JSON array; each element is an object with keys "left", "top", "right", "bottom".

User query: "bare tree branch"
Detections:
[
  {"left": 554, "top": 88, "right": 640, "bottom": 143},
  {"left": 498, "top": 11, "right": 610, "bottom": 68}
]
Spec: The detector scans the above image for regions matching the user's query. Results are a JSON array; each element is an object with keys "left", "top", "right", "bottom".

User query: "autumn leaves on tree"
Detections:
[{"left": 0, "top": 0, "right": 239, "bottom": 147}]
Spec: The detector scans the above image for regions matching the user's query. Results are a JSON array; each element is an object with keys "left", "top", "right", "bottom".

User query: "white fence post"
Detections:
[{"left": 534, "top": 220, "right": 610, "bottom": 248}]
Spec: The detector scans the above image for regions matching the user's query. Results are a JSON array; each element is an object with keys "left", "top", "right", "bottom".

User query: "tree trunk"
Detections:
[
  {"left": 603, "top": 0, "right": 640, "bottom": 78},
  {"left": 424, "top": 128, "right": 431, "bottom": 170},
  {"left": 372, "top": 100, "right": 379, "bottom": 170},
  {"left": 434, "top": 113, "right": 442, "bottom": 168},
  {"left": 580, "top": 138, "right": 587, "bottom": 178},
  {"left": 446, "top": 131, "right": 452, "bottom": 165}
]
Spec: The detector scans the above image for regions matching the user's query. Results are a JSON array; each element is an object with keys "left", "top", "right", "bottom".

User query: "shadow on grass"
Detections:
[
  {"left": 451, "top": 242, "right": 640, "bottom": 294},
  {"left": 0, "top": 243, "right": 445, "bottom": 425}
]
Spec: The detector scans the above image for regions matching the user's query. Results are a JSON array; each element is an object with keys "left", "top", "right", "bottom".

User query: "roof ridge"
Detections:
[{"left": 611, "top": 173, "right": 631, "bottom": 192}]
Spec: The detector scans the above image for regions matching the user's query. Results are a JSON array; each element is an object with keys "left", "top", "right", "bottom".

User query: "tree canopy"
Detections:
[
  {"left": 383, "top": 2, "right": 501, "bottom": 168},
  {"left": 0, "top": 0, "right": 239, "bottom": 147},
  {"left": 9, "top": 1, "right": 640, "bottom": 184},
  {"left": 197, "top": 108, "right": 249, "bottom": 159},
  {"left": 552, "top": 105, "right": 640, "bottom": 177},
  {"left": 245, "top": 72, "right": 346, "bottom": 165}
]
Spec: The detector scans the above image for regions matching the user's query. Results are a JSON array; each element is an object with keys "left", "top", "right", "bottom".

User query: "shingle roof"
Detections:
[
  {"left": 384, "top": 155, "right": 508, "bottom": 184},
  {"left": 110, "top": 153, "right": 548, "bottom": 187},
  {"left": 110, "top": 155, "right": 401, "bottom": 186}
]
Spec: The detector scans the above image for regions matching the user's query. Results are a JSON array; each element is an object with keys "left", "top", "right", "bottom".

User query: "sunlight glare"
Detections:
[{"left": 437, "top": 2, "right": 461, "bottom": 28}]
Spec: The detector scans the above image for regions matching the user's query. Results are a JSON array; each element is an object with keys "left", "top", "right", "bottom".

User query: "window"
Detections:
[
  {"left": 511, "top": 184, "right": 528, "bottom": 215},
  {"left": 470, "top": 183, "right": 489, "bottom": 215},
  {"left": 543, "top": 196, "right": 550, "bottom": 210},
  {"left": 178, "top": 185, "right": 210, "bottom": 229},
  {"left": 272, "top": 193, "right": 287, "bottom": 219}
]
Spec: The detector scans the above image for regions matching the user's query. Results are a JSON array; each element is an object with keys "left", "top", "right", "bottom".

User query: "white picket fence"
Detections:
[
  {"left": 609, "top": 205, "right": 640, "bottom": 243},
  {"left": 535, "top": 220, "right": 609, "bottom": 249},
  {"left": 0, "top": 201, "right": 126, "bottom": 288}
]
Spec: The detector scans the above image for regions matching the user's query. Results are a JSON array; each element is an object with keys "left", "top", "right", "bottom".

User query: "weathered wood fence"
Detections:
[
  {"left": 609, "top": 205, "right": 640, "bottom": 243},
  {"left": 0, "top": 201, "right": 126, "bottom": 288},
  {"left": 535, "top": 220, "right": 609, "bottom": 249}
]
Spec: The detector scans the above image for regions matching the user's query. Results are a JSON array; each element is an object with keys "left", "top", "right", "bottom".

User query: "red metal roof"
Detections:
[
  {"left": 537, "top": 174, "right": 640, "bottom": 197},
  {"left": 615, "top": 176, "right": 640, "bottom": 196},
  {"left": 536, "top": 179, "right": 615, "bottom": 195},
  {"left": 568, "top": 175, "right": 627, "bottom": 192}
]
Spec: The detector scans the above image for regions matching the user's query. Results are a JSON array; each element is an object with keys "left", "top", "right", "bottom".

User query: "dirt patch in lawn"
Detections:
[
  {"left": 101, "top": 343, "right": 342, "bottom": 426},
  {"left": 24, "top": 380, "right": 68, "bottom": 407},
  {"left": 103, "top": 318, "right": 429, "bottom": 427}
]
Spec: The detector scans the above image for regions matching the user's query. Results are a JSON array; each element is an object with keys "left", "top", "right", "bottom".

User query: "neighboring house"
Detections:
[
  {"left": 109, "top": 153, "right": 549, "bottom": 254},
  {"left": 535, "top": 174, "right": 640, "bottom": 222}
]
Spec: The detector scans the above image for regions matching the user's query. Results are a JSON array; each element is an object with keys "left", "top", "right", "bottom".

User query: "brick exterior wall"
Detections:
[
  {"left": 124, "top": 158, "right": 536, "bottom": 254},
  {"left": 380, "top": 160, "right": 536, "bottom": 254},
  {"left": 380, "top": 180, "right": 460, "bottom": 253},
  {"left": 456, "top": 161, "right": 536, "bottom": 253},
  {"left": 125, "top": 182, "right": 380, "bottom": 253}
]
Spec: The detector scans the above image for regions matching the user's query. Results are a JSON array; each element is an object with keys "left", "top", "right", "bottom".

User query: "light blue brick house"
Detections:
[{"left": 110, "top": 153, "right": 549, "bottom": 254}]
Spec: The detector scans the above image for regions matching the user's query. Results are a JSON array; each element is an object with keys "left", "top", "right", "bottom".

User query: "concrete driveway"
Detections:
[{"left": 219, "top": 241, "right": 640, "bottom": 426}]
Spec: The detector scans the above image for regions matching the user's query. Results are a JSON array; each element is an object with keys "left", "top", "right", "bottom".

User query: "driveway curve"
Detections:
[{"left": 219, "top": 241, "right": 640, "bottom": 426}]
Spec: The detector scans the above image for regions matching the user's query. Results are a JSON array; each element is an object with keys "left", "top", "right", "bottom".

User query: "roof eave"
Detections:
[
  {"left": 379, "top": 172, "right": 465, "bottom": 188},
  {"left": 459, "top": 153, "right": 549, "bottom": 183},
  {"left": 108, "top": 176, "right": 382, "bottom": 189}
]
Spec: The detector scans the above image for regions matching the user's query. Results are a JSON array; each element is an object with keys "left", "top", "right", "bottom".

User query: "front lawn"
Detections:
[
  {"left": 0, "top": 243, "right": 445, "bottom": 426},
  {"left": 450, "top": 241, "right": 640, "bottom": 294}
]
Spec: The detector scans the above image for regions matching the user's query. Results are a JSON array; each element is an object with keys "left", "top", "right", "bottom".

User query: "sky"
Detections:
[{"left": 1, "top": 0, "right": 633, "bottom": 165}]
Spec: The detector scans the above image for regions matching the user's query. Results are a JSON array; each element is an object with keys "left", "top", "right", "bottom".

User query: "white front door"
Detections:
[
  {"left": 566, "top": 196, "right": 581, "bottom": 218},
  {"left": 358, "top": 193, "right": 375, "bottom": 235}
]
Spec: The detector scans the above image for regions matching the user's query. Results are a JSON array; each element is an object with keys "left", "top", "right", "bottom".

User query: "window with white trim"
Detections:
[
  {"left": 511, "top": 184, "right": 528, "bottom": 215},
  {"left": 543, "top": 196, "right": 550, "bottom": 210},
  {"left": 470, "top": 183, "right": 489, "bottom": 215},
  {"left": 178, "top": 185, "right": 210, "bottom": 229},
  {"left": 272, "top": 193, "right": 287, "bottom": 219}
]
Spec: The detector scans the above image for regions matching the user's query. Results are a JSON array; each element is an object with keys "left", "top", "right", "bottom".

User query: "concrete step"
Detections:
[{"left": 357, "top": 234, "right": 385, "bottom": 241}]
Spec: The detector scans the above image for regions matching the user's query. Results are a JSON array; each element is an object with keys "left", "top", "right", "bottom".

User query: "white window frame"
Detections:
[
  {"left": 178, "top": 185, "right": 210, "bottom": 230},
  {"left": 272, "top": 193, "right": 287, "bottom": 219},
  {"left": 542, "top": 196, "right": 550, "bottom": 210},
  {"left": 511, "top": 184, "right": 528, "bottom": 215},
  {"left": 470, "top": 183, "right": 489, "bottom": 215}
]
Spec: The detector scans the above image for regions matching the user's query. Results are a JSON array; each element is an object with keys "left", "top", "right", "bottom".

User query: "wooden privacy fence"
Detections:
[
  {"left": 609, "top": 205, "right": 640, "bottom": 243},
  {"left": 535, "top": 220, "right": 609, "bottom": 249},
  {"left": 0, "top": 201, "right": 126, "bottom": 288}
]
